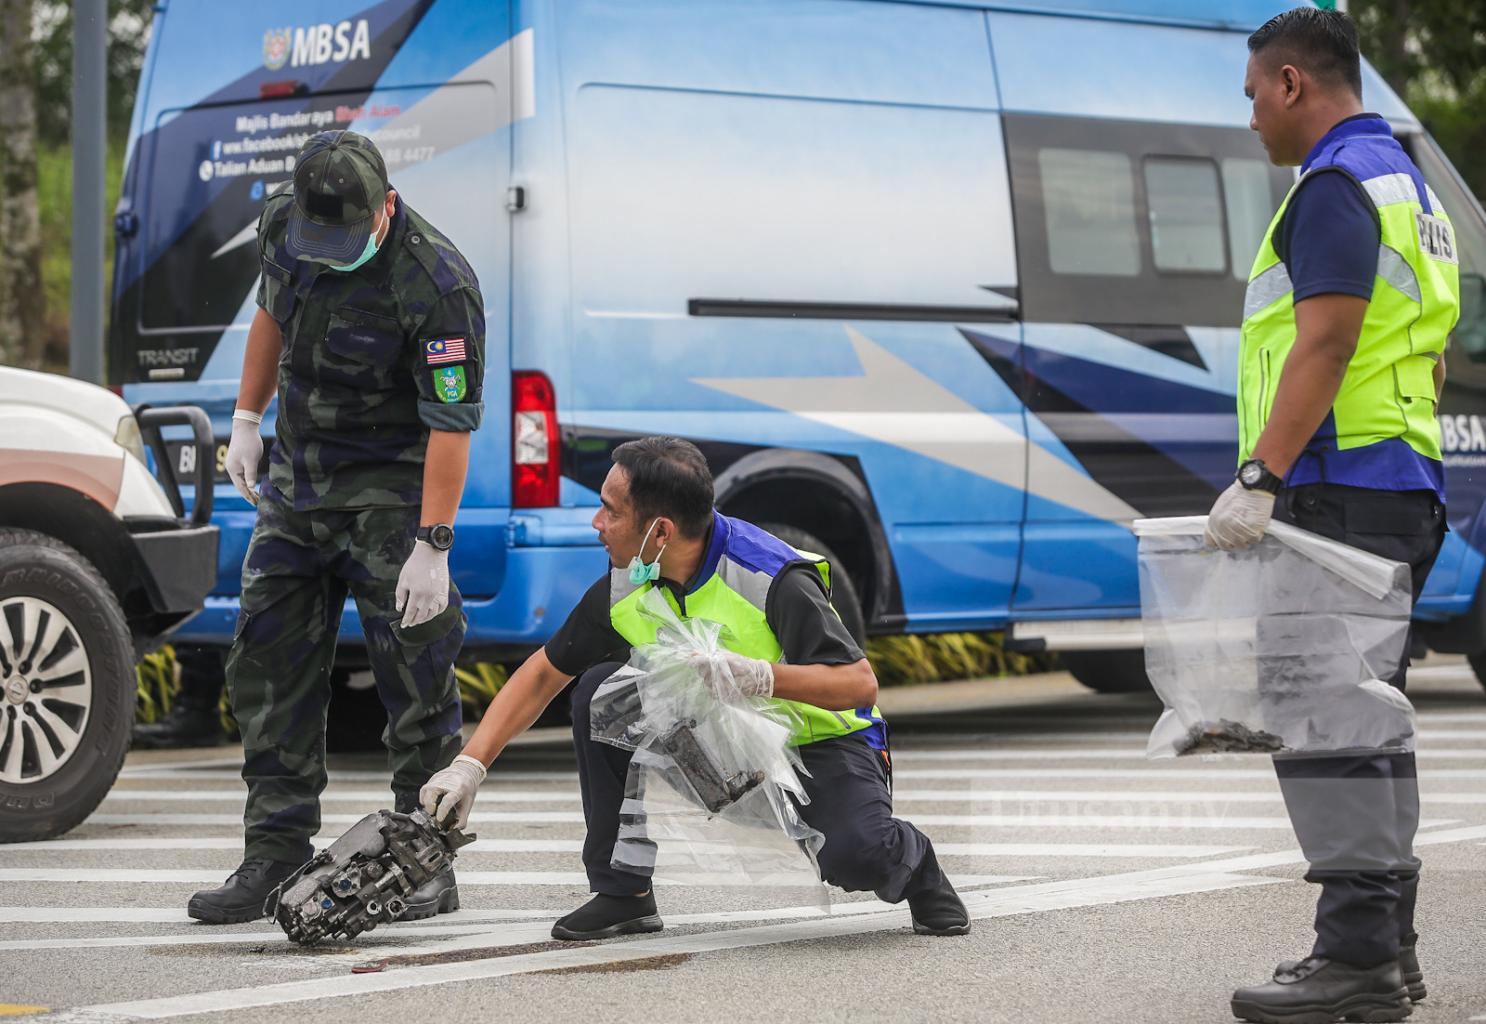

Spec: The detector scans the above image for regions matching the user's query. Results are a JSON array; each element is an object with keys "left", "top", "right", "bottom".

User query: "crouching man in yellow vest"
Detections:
[{"left": 420, "top": 436, "right": 970, "bottom": 939}]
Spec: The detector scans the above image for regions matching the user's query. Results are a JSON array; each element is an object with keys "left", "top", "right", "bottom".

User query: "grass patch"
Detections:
[
  {"left": 36, "top": 138, "right": 127, "bottom": 369},
  {"left": 134, "top": 631, "right": 1052, "bottom": 726}
]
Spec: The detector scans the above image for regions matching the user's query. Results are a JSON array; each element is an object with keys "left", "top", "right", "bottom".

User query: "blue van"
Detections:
[{"left": 112, "top": 0, "right": 1486, "bottom": 694}]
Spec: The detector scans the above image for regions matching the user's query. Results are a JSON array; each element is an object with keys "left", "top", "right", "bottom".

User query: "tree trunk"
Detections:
[{"left": 0, "top": 0, "right": 44, "bottom": 369}]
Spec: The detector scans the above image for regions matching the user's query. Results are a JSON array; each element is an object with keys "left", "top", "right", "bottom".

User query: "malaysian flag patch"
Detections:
[{"left": 424, "top": 337, "right": 467, "bottom": 365}]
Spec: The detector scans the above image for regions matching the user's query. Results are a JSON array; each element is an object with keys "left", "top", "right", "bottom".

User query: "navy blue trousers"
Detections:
[
  {"left": 570, "top": 662, "right": 941, "bottom": 901},
  {"left": 1271, "top": 483, "right": 1445, "bottom": 967}
]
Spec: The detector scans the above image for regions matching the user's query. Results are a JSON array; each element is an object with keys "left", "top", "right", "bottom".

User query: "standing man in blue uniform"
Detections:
[{"left": 1205, "top": 10, "right": 1460, "bottom": 1023}]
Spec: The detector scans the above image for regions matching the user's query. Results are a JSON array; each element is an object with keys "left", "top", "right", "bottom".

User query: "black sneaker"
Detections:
[
  {"left": 132, "top": 705, "right": 224, "bottom": 749},
  {"left": 908, "top": 872, "right": 971, "bottom": 936},
  {"left": 1398, "top": 943, "right": 1425, "bottom": 1003},
  {"left": 551, "top": 892, "right": 663, "bottom": 941},
  {"left": 400, "top": 867, "right": 460, "bottom": 921},
  {"left": 1231, "top": 956, "right": 1412, "bottom": 1024},
  {"left": 187, "top": 858, "right": 305, "bottom": 924}
]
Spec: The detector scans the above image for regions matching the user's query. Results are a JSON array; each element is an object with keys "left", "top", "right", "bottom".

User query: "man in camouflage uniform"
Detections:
[{"left": 188, "top": 131, "right": 485, "bottom": 924}]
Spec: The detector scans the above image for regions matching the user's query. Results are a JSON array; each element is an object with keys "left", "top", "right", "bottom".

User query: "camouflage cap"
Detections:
[{"left": 286, "top": 130, "right": 389, "bottom": 263}]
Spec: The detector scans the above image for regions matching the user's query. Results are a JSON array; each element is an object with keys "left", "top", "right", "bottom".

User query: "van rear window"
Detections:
[
  {"left": 1006, "top": 114, "right": 1291, "bottom": 327},
  {"left": 1039, "top": 148, "right": 1140, "bottom": 277}
]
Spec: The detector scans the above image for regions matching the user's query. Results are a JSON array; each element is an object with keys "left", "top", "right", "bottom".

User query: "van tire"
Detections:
[
  {"left": 0, "top": 529, "right": 135, "bottom": 842},
  {"left": 758, "top": 523, "right": 867, "bottom": 648},
  {"left": 1464, "top": 651, "right": 1486, "bottom": 693},
  {"left": 1061, "top": 649, "right": 1152, "bottom": 694}
]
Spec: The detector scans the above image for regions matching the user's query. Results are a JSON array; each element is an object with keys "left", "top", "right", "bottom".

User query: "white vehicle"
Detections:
[{"left": 0, "top": 367, "right": 218, "bottom": 841}]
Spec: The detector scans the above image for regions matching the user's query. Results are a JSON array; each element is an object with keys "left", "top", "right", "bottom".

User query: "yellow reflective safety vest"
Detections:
[
  {"left": 608, "top": 511, "right": 886, "bottom": 748},
  {"left": 1239, "top": 115, "right": 1461, "bottom": 493}
]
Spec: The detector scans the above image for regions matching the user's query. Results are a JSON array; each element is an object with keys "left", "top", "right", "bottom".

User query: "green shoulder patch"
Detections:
[{"left": 433, "top": 365, "right": 467, "bottom": 403}]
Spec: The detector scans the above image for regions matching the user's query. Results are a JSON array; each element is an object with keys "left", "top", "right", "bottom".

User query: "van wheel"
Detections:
[
  {"left": 0, "top": 529, "right": 135, "bottom": 842},
  {"left": 1464, "top": 651, "right": 1486, "bottom": 693},
  {"left": 1061, "top": 650, "right": 1152, "bottom": 694},
  {"left": 758, "top": 523, "right": 867, "bottom": 648}
]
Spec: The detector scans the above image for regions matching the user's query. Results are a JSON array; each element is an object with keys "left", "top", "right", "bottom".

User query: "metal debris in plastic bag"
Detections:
[
  {"left": 1135, "top": 516, "right": 1416, "bottom": 758},
  {"left": 590, "top": 589, "right": 826, "bottom": 893}
]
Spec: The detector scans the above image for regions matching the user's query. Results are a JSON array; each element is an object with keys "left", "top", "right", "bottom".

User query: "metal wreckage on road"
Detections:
[{"left": 269, "top": 809, "right": 473, "bottom": 946}]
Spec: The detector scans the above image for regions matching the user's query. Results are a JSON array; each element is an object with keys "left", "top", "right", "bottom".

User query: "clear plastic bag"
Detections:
[
  {"left": 1135, "top": 516, "right": 1416, "bottom": 758},
  {"left": 590, "top": 589, "right": 827, "bottom": 892}
]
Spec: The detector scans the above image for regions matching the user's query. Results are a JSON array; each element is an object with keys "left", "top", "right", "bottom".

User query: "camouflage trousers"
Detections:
[{"left": 225, "top": 490, "right": 465, "bottom": 864}]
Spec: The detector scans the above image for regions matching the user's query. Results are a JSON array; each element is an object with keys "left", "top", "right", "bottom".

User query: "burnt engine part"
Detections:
[
  {"left": 268, "top": 809, "right": 474, "bottom": 946},
  {"left": 658, "top": 717, "right": 767, "bottom": 814}
]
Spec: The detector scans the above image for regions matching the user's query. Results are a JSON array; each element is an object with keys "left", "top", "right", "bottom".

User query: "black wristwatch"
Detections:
[
  {"left": 1236, "top": 458, "right": 1284, "bottom": 495},
  {"left": 416, "top": 524, "right": 455, "bottom": 551}
]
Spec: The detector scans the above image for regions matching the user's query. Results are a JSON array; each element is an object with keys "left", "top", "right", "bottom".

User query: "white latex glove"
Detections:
[
  {"left": 419, "top": 754, "right": 487, "bottom": 829},
  {"left": 396, "top": 540, "right": 449, "bottom": 628},
  {"left": 683, "top": 648, "right": 775, "bottom": 700},
  {"left": 1205, "top": 480, "right": 1276, "bottom": 551},
  {"left": 225, "top": 413, "right": 264, "bottom": 506}
]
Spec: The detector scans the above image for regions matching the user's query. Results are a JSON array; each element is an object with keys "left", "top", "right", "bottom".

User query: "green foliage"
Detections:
[
  {"left": 32, "top": 0, "right": 153, "bottom": 146},
  {"left": 133, "top": 646, "right": 513, "bottom": 727},
  {"left": 865, "top": 632, "right": 1054, "bottom": 688},
  {"left": 35, "top": 136, "right": 125, "bottom": 367},
  {"left": 134, "top": 644, "right": 238, "bottom": 736},
  {"left": 454, "top": 661, "right": 509, "bottom": 719},
  {"left": 133, "top": 645, "right": 177, "bottom": 724},
  {"left": 1353, "top": 0, "right": 1486, "bottom": 200}
]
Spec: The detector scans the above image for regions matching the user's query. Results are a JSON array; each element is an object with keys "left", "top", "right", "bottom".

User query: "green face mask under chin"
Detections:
[{"left": 328, "top": 214, "right": 386, "bottom": 272}]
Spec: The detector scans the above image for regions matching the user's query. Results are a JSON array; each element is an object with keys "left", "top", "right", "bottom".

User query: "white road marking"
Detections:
[
  {"left": 0, "top": 837, "right": 1254, "bottom": 859},
  {"left": 0, "top": 867, "right": 1032, "bottom": 888},
  {"left": 112, "top": 769, "right": 579, "bottom": 784},
  {"left": 72, "top": 810, "right": 1463, "bottom": 831},
  {"left": 99, "top": 790, "right": 578, "bottom": 805},
  {"left": 0, "top": 907, "right": 564, "bottom": 925},
  {"left": 913, "top": 729, "right": 1486, "bottom": 743},
  {"left": 42, "top": 871, "right": 1290, "bottom": 1019},
  {"left": 79, "top": 812, "right": 585, "bottom": 827},
  {"left": 894, "top": 767, "right": 1486, "bottom": 780},
  {"left": 905, "top": 814, "right": 1458, "bottom": 830},
  {"left": 898, "top": 748, "right": 1486, "bottom": 761}
]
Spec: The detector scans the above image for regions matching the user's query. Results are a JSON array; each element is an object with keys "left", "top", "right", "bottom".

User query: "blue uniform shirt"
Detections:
[{"left": 1275, "top": 113, "right": 1445, "bottom": 499}]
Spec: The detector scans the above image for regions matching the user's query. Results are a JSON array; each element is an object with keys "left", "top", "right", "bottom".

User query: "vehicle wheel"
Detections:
[
  {"left": 1465, "top": 650, "right": 1486, "bottom": 694},
  {"left": 326, "top": 668, "right": 389, "bottom": 753},
  {"left": 1061, "top": 649, "right": 1152, "bottom": 694},
  {"left": 758, "top": 523, "right": 867, "bottom": 648},
  {"left": 0, "top": 529, "right": 135, "bottom": 842}
]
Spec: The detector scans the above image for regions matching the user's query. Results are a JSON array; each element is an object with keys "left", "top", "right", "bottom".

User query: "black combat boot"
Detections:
[
  {"left": 1231, "top": 956, "right": 1412, "bottom": 1024},
  {"left": 188, "top": 858, "right": 305, "bottom": 924},
  {"left": 132, "top": 703, "right": 224, "bottom": 749},
  {"left": 904, "top": 847, "right": 970, "bottom": 936},
  {"left": 551, "top": 891, "right": 663, "bottom": 941},
  {"left": 400, "top": 866, "right": 460, "bottom": 920},
  {"left": 907, "top": 874, "right": 971, "bottom": 936},
  {"left": 1398, "top": 941, "right": 1425, "bottom": 1003}
]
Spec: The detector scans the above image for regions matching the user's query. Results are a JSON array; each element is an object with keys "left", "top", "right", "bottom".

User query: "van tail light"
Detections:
[
  {"left": 512, "top": 371, "right": 559, "bottom": 508},
  {"left": 260, "top": 80, "right": 305, "bottom": 99}
]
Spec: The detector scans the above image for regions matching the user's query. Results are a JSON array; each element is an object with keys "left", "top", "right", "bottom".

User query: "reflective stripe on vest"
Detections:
[
  {"left": 608, "top": 519, "right": 881, "bottom": 748},
  {"left": 1238, "top": 157, "right": 1461, "bottom": 467}
]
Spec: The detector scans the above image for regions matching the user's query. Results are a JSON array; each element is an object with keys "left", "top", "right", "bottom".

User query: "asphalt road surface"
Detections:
[{"left": 3, "top": 662, "right": 1485, "bottom": 1024}]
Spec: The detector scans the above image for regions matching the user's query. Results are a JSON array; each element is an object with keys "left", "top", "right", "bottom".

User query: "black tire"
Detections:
[
  {"left": 1061, "top": 649, "right": 1152, "bottom": 694},
  {"left": 1465, "top": 651, "right": 1486, "bottom": 694},
  {"left": 0, "top": 528, "right": 135, "bottom": 842},
  {"left": 757, "top": 523, "right": 867, "bottom": 648},
  {"left": 326, "top": 669, "right": 390, "bottom": 753}
]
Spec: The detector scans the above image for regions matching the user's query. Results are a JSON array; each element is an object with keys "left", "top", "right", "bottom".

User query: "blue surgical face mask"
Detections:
[
  {"left": 328, "top": 211, "right": 386, "bottom": 272},
  {"left": 626, "top": 518, "right": 667, "bottom": 585}
]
